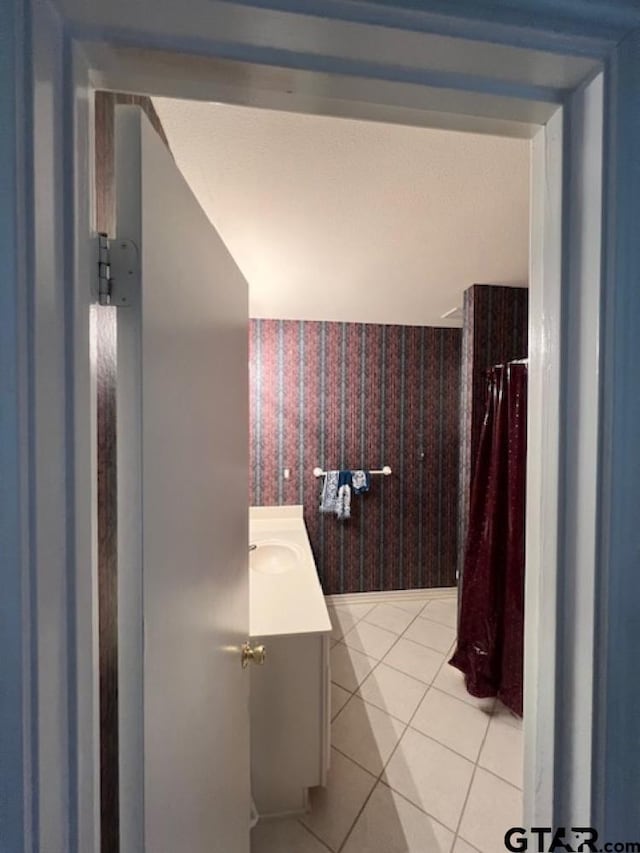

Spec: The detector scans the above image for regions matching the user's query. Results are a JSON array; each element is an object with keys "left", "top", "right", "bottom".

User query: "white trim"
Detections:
[
  {"left": 524, "top": 107, "right": 564, "bottom": 825},
  {"left": 84, "top": 43, "right": 554, "bottom": 139},
  {"left": 69, "top": 38, "right": 101, "bottom": 853},
  {"left": 61, "top": 0, "right": 611, "bottom": 87},
  {"left": 11, "top": 0, "right": 638, "bottom": 845},
  {"left": 556, "top": 71, "right": 604, "bottom": 823},
  {"left": 326, "top": 588, "right": 457, "bottom": 607}
]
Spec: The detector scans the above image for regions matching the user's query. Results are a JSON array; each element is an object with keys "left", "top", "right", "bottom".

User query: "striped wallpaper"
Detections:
[{"left": 249, "top": 319, "right": 462, "bottom": 594}]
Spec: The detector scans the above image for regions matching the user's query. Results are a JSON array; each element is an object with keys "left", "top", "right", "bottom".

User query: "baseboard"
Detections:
[
  {"left": 325, "top": 587, "right": 457, "bottom": 607},
  {"left": 253, "top": 789, "right": 309, "bottom": 823}
]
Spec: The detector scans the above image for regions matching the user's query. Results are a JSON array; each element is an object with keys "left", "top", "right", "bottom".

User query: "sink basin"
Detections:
[{"left": 250, "top": 541, "right": 301, "bottom": 575}]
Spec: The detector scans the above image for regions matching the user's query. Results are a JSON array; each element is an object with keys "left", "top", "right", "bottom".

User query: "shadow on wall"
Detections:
[{"left": 249, "top": 319, "right": 461, "bottom": 595}]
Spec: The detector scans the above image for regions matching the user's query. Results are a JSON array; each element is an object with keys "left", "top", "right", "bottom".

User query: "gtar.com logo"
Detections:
[{"left": 504, "top": 827, "right": 640, "bottom": 852}]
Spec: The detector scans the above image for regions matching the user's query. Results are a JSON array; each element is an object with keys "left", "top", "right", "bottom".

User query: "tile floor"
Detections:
[{"left": 251, "top": 593, "right": 523, "bottom": 853}]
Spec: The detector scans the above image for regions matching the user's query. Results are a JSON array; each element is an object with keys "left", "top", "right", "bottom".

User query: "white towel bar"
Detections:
[{"left": 313, "top": 466, "right": 392, "bottom": 478}]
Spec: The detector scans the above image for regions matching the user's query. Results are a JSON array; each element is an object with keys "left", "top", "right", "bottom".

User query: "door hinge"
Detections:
[{"left": 97, "top": 233, "right": 138, "bottom": 307}]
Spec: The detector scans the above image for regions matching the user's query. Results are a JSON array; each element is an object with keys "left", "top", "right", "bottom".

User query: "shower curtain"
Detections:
[{"left": 450, "top": 361, "right": 527, "bottom": 716}]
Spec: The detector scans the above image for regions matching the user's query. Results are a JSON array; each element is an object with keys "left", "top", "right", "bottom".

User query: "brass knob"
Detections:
[{"left": 241, "top": 642, "right": 267, "bottom": 669}]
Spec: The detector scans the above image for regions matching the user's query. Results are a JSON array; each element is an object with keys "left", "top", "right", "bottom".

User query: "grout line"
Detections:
[
  {"left": 415, "top": 612, "right": 460, "bottom": 630},
  {"left": 428, "top": 684, "right": 496, "bottom": 715},
  {"left": 335, "top": 612, "right": 454, "bottom": 658},
  {"left": 404, "top": 722, "right": 485, "bottom": 767},
  {"left": 473, "top": 763, "right": 524, "bottom": 793},
  {"left": 453, "top": 838, "right": 482, "bottom": 853},
  {"left": 327, "top": 592, "right": 511, "bottom": 853},
  {"left": 329, "top": 602, "right": 456, "bottom": 722},
  {"left": 375, "top": 779, "right": 459, "bottom": 847},
  {"left": 331, "top": 603, "right": 434, "bottom": 852},
  {"left": 341, "top": 690, "right": 421, "bottom": 729},
  {"left": 330, "top": 743, "right": 381, "bottom": 781},
  {"left": 451, "top": 695, "right": 496, "bottom": 850},
  {"left": 338, "top": 667, "right": 451, "bottom": 849},
  {"left": 334, "top": 716, "right": 409, "bottom": 853},
  {"left": 371, "top": 654, "right": 443, "bottom": 687},
  {"left": 296, "top": 820, "right": 334, "bottom": 852},
  {"left": 335, "top": 614, "right": 440, "bottom": 851}
]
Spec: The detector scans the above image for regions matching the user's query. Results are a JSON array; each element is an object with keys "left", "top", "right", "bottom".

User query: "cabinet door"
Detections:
[{"left": 250, "top": 634, "right": 329, "bottom": 816}]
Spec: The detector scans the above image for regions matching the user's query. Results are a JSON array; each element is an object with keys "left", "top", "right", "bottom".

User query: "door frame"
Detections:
[{"left": 4, "top": 0, "right": 640, "bottom": 849}]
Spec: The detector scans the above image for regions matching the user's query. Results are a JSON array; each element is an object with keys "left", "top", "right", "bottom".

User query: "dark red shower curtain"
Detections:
[{"left": 450, "top": 361, "right": 527, "bottom": 716}]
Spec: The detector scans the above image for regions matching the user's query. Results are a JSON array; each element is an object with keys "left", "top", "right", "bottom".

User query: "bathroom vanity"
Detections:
[{"left": 249, "top": 506, "right": 332, "bottom": 818}]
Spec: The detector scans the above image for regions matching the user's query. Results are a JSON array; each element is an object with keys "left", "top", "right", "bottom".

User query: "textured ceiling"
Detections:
[{"left": 153, "top": 98, "right": 529, "bottom": 327}]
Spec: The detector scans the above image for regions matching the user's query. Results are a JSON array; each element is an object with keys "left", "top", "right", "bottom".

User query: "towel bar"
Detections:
[{"left": 313, "top": 466, "right": 392, "bottom": 478}]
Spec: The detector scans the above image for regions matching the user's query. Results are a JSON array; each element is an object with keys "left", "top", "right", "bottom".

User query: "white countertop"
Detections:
[{"left": 249, "top": 505, "right": 332, "bottom": 639}]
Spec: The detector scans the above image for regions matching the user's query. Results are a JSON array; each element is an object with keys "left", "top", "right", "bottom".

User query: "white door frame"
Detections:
[{"left": 4, "top": 0, "right": 640, "bottom": 849}]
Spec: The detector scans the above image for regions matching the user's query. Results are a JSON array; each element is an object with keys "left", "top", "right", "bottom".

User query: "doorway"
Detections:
[
  {"left": 101, "top": 93, "right": 528, "bottom": 843},
  {"left": 23, "top": 5, "right": 608, "bottom": 844},
  {"left": 90, "top": 60, "right": 580, "bottom": 844}
]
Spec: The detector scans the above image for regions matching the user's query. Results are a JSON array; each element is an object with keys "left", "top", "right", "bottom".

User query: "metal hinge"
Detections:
[{"left": 97, "top": 233, "right": 138, "bottom": 307}]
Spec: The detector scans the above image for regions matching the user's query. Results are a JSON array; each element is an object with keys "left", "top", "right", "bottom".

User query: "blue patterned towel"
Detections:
[
  {"left": 320, "top": 470, "right": 340, "bottom": 513},
  {"left": 351, "top": 470, "right": 371, "bottom": 494},
  {"left": 336, "top": 470, "right": 353, "bottom": 521}
]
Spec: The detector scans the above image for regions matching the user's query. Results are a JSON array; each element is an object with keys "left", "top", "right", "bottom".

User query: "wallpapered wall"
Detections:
[
  {"left": 458, "top": 285, "right": 529, "bottom": 575},
  {"left": 250, "top": 319, "right": 462, "bottom": 594}
]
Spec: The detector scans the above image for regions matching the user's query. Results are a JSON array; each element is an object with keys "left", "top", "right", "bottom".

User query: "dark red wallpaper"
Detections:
[{"left": 250, "top": 319, "right": 462, "bottom": 594}]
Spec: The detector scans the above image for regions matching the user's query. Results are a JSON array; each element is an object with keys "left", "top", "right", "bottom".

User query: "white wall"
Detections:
[{"left": 154, "top": 98, "right": 529, "bottom": 326}]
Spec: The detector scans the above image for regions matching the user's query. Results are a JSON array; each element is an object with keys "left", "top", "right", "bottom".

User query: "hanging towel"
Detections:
[
  {"left": 320, "top": 470, "right": 340, "bottom": 513},
  {"left": 351, "top": 470, "right": 371, "bottom": 494},
  {"left": 336, "top": 470, "right": 352, "bottom": 521}
]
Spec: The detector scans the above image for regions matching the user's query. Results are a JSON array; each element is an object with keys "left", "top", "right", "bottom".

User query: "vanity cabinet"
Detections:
[
  {"left": 248, "top": 505, "right": 332, "bottom": 818},
  {"left": 250, "top": 631, "right": 330, "bottom": 816}
]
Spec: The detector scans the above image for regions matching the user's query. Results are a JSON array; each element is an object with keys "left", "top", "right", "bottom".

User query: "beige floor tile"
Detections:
[
  {"left": 478, "top": 713, "right": 524, "bottom": 788},
  {"left": 383, "top": 638, "right": 445, "bottom": 684},
  {"left": 458, "top": 768, "right": 522, "bottom": 853},
  {"left": 383, "top": 728, "right": 474, "bottom": 830},
  {"left": 301, "top": 748, "right": 376, "bottom": 852},
  {"left": 452, "top": 838, "right": 480, "bottom": 853},
  {"left": 364, "top": 603, "right": 415, "bottom": 635},
  {"left": 341, "top": 782, "right": 454, "bottom": 853},
  {"left": 358, "top": 663, "right": 428, "bottom": 723},
  {"left": 411, "top": 688, "right": 491, "bottom": 761},
  {"left": 333, "top": 601, "right": 377, "bottom": 619},
  {"left": 251, "top": 817, "right": 330, "bottom": 853},
  {"left": 330, "top": 643, "right": 377, "bottom": 692},
  {"left": 332, "top": 696, "right": 405, "bottom": 776},
  {"left": 328, "top": 607, "right": 358, "bottom": 642},
  {"left": 343, "top": 620, "right": 398, "bottom": 660},
  {"left": 403, "top": 617, "right": 456, "bottom": 653},
  {"left": 432, "top": 663, "right": 496, "bottom": 711},
  {"left": 421, "top": 598, "right": 458, "bottom": 628},
  {"left": 388, "top": 598, "right": 431, "bottom": 615},
  {"left": 331, "top": 683, "right": 352, "bottom": 720},
  {"left": 493, "top": 700, "right": 524, "bottom": 729}
]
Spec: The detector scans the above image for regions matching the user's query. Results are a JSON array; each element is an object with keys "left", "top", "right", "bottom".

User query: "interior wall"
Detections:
[
  {"left": 250, "top": 318, "right": 461, "bottom": 594},
  {"left": 458, "top": 284, "right": 529, "bottom": 575}
]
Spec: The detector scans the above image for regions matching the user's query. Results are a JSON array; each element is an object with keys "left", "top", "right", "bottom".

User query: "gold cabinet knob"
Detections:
[{"left": 241, "top": 642, "right": 267, "bottom": 669}]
